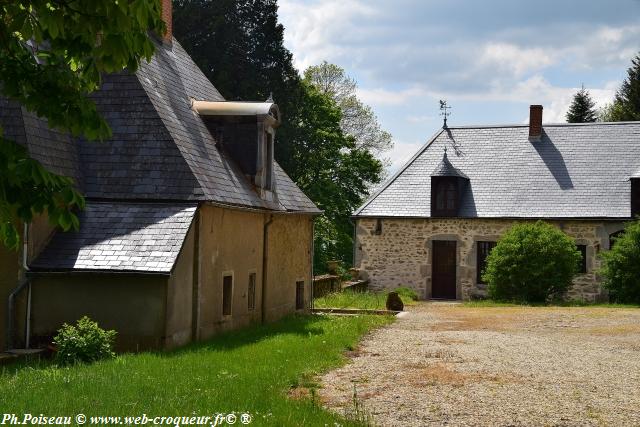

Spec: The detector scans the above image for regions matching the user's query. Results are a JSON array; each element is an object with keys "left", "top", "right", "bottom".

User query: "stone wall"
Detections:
[{"left": 355, "top": 218, "right": 627, "bottom": 302}]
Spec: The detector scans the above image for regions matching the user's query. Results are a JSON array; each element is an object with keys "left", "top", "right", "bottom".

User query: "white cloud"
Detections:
[
  {"left": 479, "top": 43, "right": 556, "bottom": 77},
  {"left": 355, "top": 86, "right": 431, "bottom": 106}
]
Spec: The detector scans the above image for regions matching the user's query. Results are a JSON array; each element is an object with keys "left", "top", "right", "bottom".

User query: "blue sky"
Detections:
[{"left": 278, "top": 0, "right": 640, "bottom": 172}]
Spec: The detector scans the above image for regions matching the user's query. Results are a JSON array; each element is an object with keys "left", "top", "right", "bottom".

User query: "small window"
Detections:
[
  {"left": 431, "top": 177, "right": 459, "bottom": 217},
  {"left": 222, "top": 274, "right": 233, "bottom": 316},
  {"left": 476, "top": 241, "right": 496, "bottom": 284},
  {"left": 295, "top": 281, "right": 305, "bottom": 310},
  {"left": 576, "top": 245, "right": 587, "bottom": 274},
  {"left": 609, "top": 231, "right": 624, "bottom": 249},
  {"left": 374, "top": 219, "right": 383, "bottom": 235},
  {"left": 248, "top": 273, "right": 256, "bottom": 311}
]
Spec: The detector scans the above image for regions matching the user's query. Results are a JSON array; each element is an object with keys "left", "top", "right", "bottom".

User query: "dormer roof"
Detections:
[{"left": 431, "top": 149, "right": 468, "bottom": 179}]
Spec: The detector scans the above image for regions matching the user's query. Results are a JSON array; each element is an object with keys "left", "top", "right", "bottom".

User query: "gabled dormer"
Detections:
[
  {"left": 430, "top": 149, "right": 469, "bottom": 217},
  {"left": 193, "top": 100, "right": 281, "bottom": 199},
  {"left": 632, "top": 171, "right": 640, "bottom": 218}
]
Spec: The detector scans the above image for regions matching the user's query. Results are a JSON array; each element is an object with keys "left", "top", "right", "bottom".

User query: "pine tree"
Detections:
[
  {"left": 566, "top": 85, "right": 597, "bottom": 123},
  {"left": 614, "top": 52, "right": 640, "bottom": 121}
]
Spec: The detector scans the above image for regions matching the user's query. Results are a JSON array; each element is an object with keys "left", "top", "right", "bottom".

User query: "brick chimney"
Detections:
[
  {"left": 529, "top": 105, "right": 543, "bottom": 141},
  {"left": 161, "top": 0, "right": 172, "bottom": 42}
]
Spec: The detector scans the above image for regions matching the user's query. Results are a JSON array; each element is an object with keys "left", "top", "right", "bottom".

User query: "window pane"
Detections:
[
  {"left": 248, "top": 273, "right": 256, "bottom": 311},
  {"left": 576, "top": 245, "right": 587, "bottom": 273},
  {"left": 476, "top": 241, "right": 496, "bottom": 284},
  {"left": 223, "top": 275, "right": 233, "bottom": 316},
  {"left": 296, "top": 281, "right": 305, "bottom": 310}
]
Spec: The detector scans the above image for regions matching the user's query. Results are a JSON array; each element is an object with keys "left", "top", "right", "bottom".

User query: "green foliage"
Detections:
[
  {"left": 566, "top": 86, "right": 597, "bottom": 123},
  {"left": 2, "top": 315, "right": 391, "bottom": 426},
  {"left": 600, "top": 220, "right": 640, "bottom": 303},
  {"left": 174, "top": 2, "right": 384, "bottom": 270},
  {"left": 304, "top": 61, "right": 393, "bottom": 157},
  {"left": 483, "top": 221, "right": 581, "bottom": 303},
  {"left": 53, "top": 316, "right": 116, "bottom": 365},
  {"left": 0, "top": 0, "right": 164, "bottom": 248},
  {"left": 314, "top": 289, "right": 417, "bottom": 310},
  {"left": 599, "top": 52, "right": 640, "bottom": 122},
  {"left": 613, "top": 52, "right": 640, "bottom": 121},
  {"left": 395, "top": 286, "right": 419, "bottom": 301}
]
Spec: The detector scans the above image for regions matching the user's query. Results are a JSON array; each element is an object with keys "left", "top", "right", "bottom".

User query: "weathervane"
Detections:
[{"left": 439, "top": 100, "right": 451, "bottom": 128}]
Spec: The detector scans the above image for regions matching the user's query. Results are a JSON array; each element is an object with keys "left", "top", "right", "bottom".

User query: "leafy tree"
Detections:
[
  {"left": 483, "top": 221, "right": 581, "bottom": 303},
  {"left": 304, "top": 62, "right": 393, "bottom": 156},
  {"left": 174, "top": 1, "right": 384, "bottom": 270},
  {"left": 0, "top": 1, "right": 165, "bottom": 249},
  {"left": 566, "top": 85, "right": 597, "bottom": 123},
  {"left": 600, "top": 220, "right": 640, "bottom": 303},
  {"left": 598, "top": 102, "right": 626, "bottom": 122}
]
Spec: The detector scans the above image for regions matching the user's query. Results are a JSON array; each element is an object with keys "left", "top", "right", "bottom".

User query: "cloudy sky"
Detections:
[{"left": 278, "top": 0, "right": 640, "bottom": 171}]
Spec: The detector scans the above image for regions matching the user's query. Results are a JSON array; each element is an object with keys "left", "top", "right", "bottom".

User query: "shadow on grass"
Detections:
[
  {"left": 0, "top": 314, "right": 332, "bottom": 374},
  {"left": 160, "top": 313, "right": 330, "bottom": 357}
]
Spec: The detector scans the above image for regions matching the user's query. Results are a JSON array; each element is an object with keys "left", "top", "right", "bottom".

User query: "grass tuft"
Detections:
[
  {"left": 0, "top": 314, "right": 392, "bottom": 426},
  {"left": 314, "top": 289, "right": 417, "bottom": 310}
]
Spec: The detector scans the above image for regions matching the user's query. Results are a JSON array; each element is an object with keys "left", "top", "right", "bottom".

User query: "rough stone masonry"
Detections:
[{"left": 354, "top": 217, "right": 626, "bottom": 302}]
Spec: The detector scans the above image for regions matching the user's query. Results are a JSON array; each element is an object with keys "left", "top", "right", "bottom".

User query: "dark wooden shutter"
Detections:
[
  {"left": 248, "top": 273, "right": 256, "bottom": 311},
  {"left": 223, "top": 275, "right": 233, "bottom": 316},
  {"left": 296, "top": 281, "right": 305, "bottom": 310}
]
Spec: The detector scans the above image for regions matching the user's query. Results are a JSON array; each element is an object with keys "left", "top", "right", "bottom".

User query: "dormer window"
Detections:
[
  {"left": 430, "top": 148, "right": 468, "bottom": 217},
  {"left": 264, "top": 131, "right": 274, "bottom": 191},
  {"left": 434, "top": 178, "right": 458, "bottom": 215},
  {"left": 192, "top": 100, "right": 281, "bottom": 198}
]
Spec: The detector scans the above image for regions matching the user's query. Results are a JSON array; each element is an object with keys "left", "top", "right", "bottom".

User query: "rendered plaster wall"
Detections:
[
  {"left": 29, "top": 274, "right": 167, "bottom": 351},
  {"left": 196, "top": 205, "right": 264, "bottom": 340},
  {"left": 165, "top": 221, "right": 195, "bottom": 349},
  {"left": 264, "top": 214, "right": 313, "bottom": 322},
  {"left": 355, "top": 218, "right": 627, "bottom": 302}
]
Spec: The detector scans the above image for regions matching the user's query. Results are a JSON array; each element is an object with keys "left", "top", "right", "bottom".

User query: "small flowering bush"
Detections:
[{"left": 53, "top": 316, "right": 116, "bottom": 365}]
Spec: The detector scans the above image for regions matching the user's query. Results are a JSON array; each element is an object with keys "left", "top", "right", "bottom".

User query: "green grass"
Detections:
[
  {"left": 0, "top": 314, "right": 393, "bottom": 426},
  {"left": 463, "top": 299, "right": 640, "bottom": 308},
  {"left": 314, "top": 287, "right": 418, "bottom": 310}
]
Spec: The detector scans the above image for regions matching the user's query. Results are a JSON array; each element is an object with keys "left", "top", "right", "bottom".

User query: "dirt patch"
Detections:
[{"left": 319, "top": 303, "right": 640, "bottom": 426}]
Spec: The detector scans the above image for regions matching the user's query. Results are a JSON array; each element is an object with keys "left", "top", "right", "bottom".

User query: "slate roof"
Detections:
[
  {"left": 30, "top": 203, "right": 196, "bottom": 273},
  {"left": 0, "top": 36, "right": 319, "bottom": 274},
  {"left": 355, "top": 122, "right": 640, "bottom": 219},
  {"left": 431, "top": 150, "right": 468, "bottom": 179}
]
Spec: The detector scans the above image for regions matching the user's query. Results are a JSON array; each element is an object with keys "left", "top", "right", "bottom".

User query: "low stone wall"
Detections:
[
  {"left": 355, "top": 217, "right": 627, "bottom": 302},
  {"left": 313, "top": 274, "right": 341, "bottom": 298}
]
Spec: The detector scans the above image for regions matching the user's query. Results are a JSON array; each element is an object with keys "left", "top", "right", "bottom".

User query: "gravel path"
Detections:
[{"left": 319, "top": 303, "right": 640, "bottom": 426}]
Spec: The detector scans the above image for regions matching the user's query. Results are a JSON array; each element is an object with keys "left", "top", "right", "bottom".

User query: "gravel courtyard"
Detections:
[{"left": 319, "top": 303, "right": 640, "bottom": 426}]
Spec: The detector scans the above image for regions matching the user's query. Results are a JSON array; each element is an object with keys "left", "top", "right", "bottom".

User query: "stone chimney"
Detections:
[
  {"left": 529, "top": 105, "right": 543, "bottom": 141},
  {"left": 161, "top": 0, "right": 172, "bottom": 42}
]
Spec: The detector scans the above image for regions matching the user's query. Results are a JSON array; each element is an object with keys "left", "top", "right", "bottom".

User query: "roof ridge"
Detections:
[
  {"left": 446, "top": 121, "right": 640, "bottom": 130},
  {"left": 353, "top": 128, "right": 444, "bottom": 216}
]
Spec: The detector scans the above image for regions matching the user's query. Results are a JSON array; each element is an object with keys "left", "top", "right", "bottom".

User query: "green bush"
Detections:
[
  {"left": 53, "top": 316, "right": 116, "bottom": 365},
  {"left": 600, "top": 220, "right": 640, "bottom": 303},
  {"left": 483, "top": 221, "right": 581, "bottom": 303},
  {"left": 395, "top": 286, "right": 419, "bottom": 301}
]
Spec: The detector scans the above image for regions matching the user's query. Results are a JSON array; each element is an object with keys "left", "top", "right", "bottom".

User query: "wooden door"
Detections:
[{"left": 432, "top": 240, "right": 457, "bottom": 299}]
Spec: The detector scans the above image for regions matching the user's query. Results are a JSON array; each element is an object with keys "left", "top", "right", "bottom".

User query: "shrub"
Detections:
[
  {"left": 600, "top": 220, "right": 640, "bottom": 303},
  {"left": 53, "top": 316, "right": 116, "bottom": 365},
  {"left": 483, "top": 221, "right": 581, "bottom": 303},
  {"left": 395, "top": 286, "right": 419, "bottom": 301}
]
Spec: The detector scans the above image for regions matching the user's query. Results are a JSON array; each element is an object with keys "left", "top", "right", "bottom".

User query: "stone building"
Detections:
[
  {"left": 0, "top": 0, "right": 319, "bottom": 351},
  {"left": 353, "top": 105, "right": 640, "bottom": 301}
]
